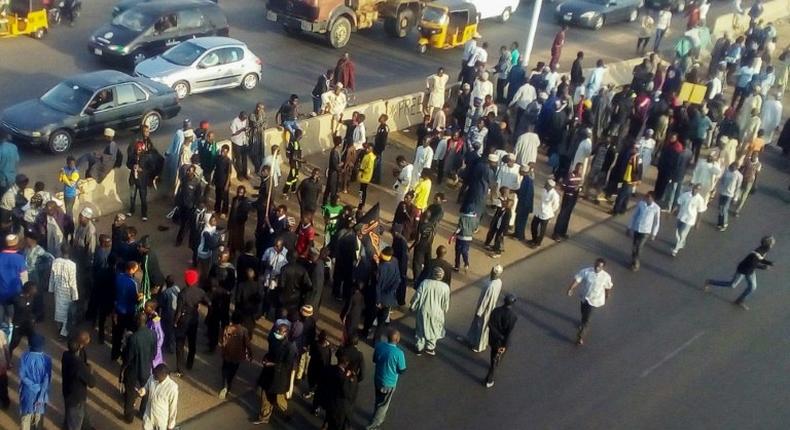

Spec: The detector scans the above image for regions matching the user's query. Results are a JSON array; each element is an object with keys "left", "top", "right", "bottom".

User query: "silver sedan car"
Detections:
[{"left": 134, "top": 37, "right": 262, "bottom": 99}]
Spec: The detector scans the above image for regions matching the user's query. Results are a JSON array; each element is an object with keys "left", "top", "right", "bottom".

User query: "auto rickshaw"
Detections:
[
  {"left": 0, "top": 0, "right": 49, "bottom": 39},
  {"left": 417, "top": 0, "right": 479, "bottom": 54}
]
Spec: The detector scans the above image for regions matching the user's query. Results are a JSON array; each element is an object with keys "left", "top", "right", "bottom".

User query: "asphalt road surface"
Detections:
[
  {"left": 177, "top": 152, "right": 789, "bottom": 430},
  {"left": 0, "top": 0, "right": 733, "bottom": 175}
]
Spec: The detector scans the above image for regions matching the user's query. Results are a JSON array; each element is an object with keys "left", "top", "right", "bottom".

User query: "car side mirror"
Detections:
[
  {"left": 608, "top": 1, "right": 617, "bottom": 5},
  {"left": 84, "top": 107, "right": 95, "bottom": 116},
  {"left": 197, "top": 63, "right": 206, "bottom": 69}
]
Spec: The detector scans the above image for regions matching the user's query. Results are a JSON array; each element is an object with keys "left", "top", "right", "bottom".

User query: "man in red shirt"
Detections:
[
  {"left": 550, "top": 26, "right": 567, "bottom": 69},
  {"left": 295, "top": 212, "right": 316, "bottom": 258}
]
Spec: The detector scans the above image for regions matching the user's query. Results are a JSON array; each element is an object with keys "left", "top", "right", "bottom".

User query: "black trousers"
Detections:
[
  {"left": 222, "top": 360, "right": 241, "bottom": 390},
  {"left": 578, "top": 301, "right": 594, "bottom": 339},
  {"left": 552, "top": 194, "right": 578, "bottom": 238},
  {"left": 0, "top": 373, "right": 8, "bottom": 409},
  {"left": 111, "top": 313, "right": 135, "bottom": 361},
  {"left": 531, "top": 217, "right": 549, "bottom": 245},
  {"left": 496, "top": 78, "right": 508, "bottom": 103},
  {"left": 122, "top": 374, "right": 143, "bottom": 422},
  {"left": 485, "top": 347, "right": 505, "bottom": 384},
  {"left": 332, "top": 266, "right": 354, "bottom": 300},
  {"left": 176, "top": 322, "right": 199, "bottom": 372},
  {"left": 64, "top": 401, "right": 91, "bottom": 430},
  {"left": 632, "top": 232, "right": 649, "bottom": 266},
  {"left": 175, "top": 207, "right": 196, "bottom": 245},
  {"left": 161, "top": 317, "right": 175, "bottom": 353},
  {"left": 233, "top": 144, "right": 250, "bottom": 179},
  {"left": 129, "top": 184, "right": 148, "bottom": 218},
  {"left": 96, "top": 303, "right": 112, "bottom": 344},
  {"left": 323, "top": 171, "right": 339, "bottom": 205},
  {"left": 359, "top": 183, "right": 369, "bottom": 207},
  {"left": 214, "top": 186, "right": 229, "bottom": 214},
  {"left": 9, "top": 321, "right": 35, "bottom": 353},
  {"left": 412, "top": 245, "right": 430, "bottom": 281}
]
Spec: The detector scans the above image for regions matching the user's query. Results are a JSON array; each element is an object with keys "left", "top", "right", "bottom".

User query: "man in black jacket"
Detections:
[
  {"left": 175, "top": 166, "right": 203, "bottom": 246},
  {"left": 323, "top": 136, "right": 343, "bottom": 206},
  {"left": 704, "top": 235, "right": 775, "bottom": 310},
  {"left": 62, "top": 330, "right": 96, "bottom": 430},
  {"left": 254, "top": 323, "right": 297, "bottom": 424},
  {"left": 570, "top": 51, "right": 584, "bottom": 93},
  {"left": 485, "top": 294, "right": 518, "bottom": 388},
  {"left": 278, "top": 256, "right": 313, "bottom": 314},
  {"left": 312, "top": 69, "right": 334, "bottom": 116},
  {"left": 121, "top": 313, "right": 156, "bottom": 423}
]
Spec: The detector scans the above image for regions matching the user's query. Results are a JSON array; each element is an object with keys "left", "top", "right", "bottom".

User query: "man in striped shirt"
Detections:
[
  {"left": 627, "top": 191, "right": 661, "bottom": 271},
  {"left": 551, "top": 163, "right": 583, "bottom": 241}
]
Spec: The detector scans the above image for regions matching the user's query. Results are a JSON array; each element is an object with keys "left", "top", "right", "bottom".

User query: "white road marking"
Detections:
[{"left": 640, "top": 331, "right": 706, "bottom": 378}]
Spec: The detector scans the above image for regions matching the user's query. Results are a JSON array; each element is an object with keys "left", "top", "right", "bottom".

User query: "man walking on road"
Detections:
[
  {"left": 367, "top": 328, "right": 406, "bottom": 430},
  {"left": 671, "top": 184, "right": 706, "bottom": 257},
  {"left": 627, "top": 191, "right": 661, "bottom": 271},
  {"left": 704, "top": 235, "right": 775, "bottom": 310},
  {"left": 230, "top": 111, "right": 250, "bottom": 180},
  {"left": 550, "top": 25, "right": 567, "bottom": 69},
  {"left": 410, "top": 266, "right": 450, "bottom": 356},
  {"left": 485, "top": 293, "right": 518, "bottom": 388},
  {"left": 566, "top": 258, "right": 613, "bottom": 346},
  {"left": 654, "top": 7, "right": 672, "bottom": 52},
  {"left": 716, "top": 162, "right": 742, "bottom": 231}
]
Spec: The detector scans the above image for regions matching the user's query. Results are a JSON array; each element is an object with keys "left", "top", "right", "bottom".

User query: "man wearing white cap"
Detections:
[
  {"left": 471, "top": 71, "right": 494, "bottom": 109},
  {"left": 496, "top": 154, "right": 522, "bottom": 227},
  {"left": 73, "top": 207, "right": 97, "bottom": 307},
  {"left": 463, "top": 265, "right": 503, "bottom": 353},
  {"left": 528, "top": 179, "right": 560, "bottom": 248},
  {"left": 322, "top": 83, "right": 347, "bottom": 135}
]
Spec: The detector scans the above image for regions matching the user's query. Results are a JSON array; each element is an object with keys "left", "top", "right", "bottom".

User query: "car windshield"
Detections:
[
  {"left": 161, "top": 42, "right": 207, "bottom": 66},
  {"left": 112, "top": 9, "right": 154, "bottom": 32},
  {"left": 590, "top": 0, "right": 611, "bottom": 4},
  {"left": 422, "top": 7, "right": 448, "bottom": 24},
  {"left": 40, "top": 82, "right": 94, "bottom": 115}
]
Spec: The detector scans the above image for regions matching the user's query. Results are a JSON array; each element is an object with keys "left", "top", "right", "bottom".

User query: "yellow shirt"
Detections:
[
  {"left": 358, "top": 152, "right": 376, "bottom": 184},
  {"left": 413, "top": 178, "right": 432, "bottom": 210},
  {"left": 748, "top": 137, "right": 765, "bottom": 154}
]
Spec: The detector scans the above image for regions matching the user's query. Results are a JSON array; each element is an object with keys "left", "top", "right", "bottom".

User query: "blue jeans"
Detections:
[
  {"left": 654, "top": 28, "right": 667, "bottom": 51},
  {"left": 708, "top": 272, "right": 757, "bottom": 302},
  {"left": 281, "top": 120, "right": 300, "bottom": 142},
  {"left": 717, "top": 195, "right": 733, "bottom": 227},
  {"left": 662, "top": 181, "right": 680, "bottom": 211},
  {"left": 312, "top": 96, "right": 321, "bottom": 114},
  {"left": 454, "top": 239, "right": 470, "bottom": 268}
]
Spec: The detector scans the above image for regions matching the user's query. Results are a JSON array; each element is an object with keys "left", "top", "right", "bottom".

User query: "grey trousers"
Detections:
[{"left": 368, "top": 385, "right": 396, "bottom": 429}]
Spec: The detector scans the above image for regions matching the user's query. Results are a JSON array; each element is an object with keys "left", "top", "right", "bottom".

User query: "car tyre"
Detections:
[
  {"left": 628, "top": 8, "right": 638, "bottom": 22},
  {"left": 328, "top": 16, "right": 351, "bottom": 49},
  {"left": 32, "top": 27, "right": 45, "bottom": 39},
  {"left": 393, "top": 8, "right": 415, "bottom": 38},
  {"left": 500, "top": 7, "right": 512, "bottom": 23},
  {"left": 48, "top": 129, "right": 72, "bottom": 154},
  {"left": 142, "top": 111, "right": 162, "bottom": 133},
  {"left": 592, "top": 15, "right": 604, "bottom": 30},
  {"left": 173, "top": 81, "right": 190, "bottom": 99},
  {"left": 241, "top": 73, "right": 258, "bottom": 91}
]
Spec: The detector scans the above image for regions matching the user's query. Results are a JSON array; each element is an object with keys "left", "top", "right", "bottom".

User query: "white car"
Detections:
[
  {"left": 467, "top": 0, "right": 520, "bottom": 22},
  {"left": 134, "top": 36, "right": 262, "bottom": 99}
]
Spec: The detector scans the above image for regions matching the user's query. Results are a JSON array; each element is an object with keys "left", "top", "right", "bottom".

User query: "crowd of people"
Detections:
[{"left": 0, "top": 4, "right": 785, "bottom": 429}]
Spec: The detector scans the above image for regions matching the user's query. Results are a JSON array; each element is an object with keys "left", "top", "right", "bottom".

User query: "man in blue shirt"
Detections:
[
  {"left": 0, "top": 135, "right": 19, "bottom": 195},
  {"left": 112, "top": 261, "right": 139, "bottom": 361},
  {"left": 0, "top": 234, "right": 28, "bottom": 326},
  {"left": 733, "top": 60, "right": 755, "bottom": 110},
  {"left": 627, "top": 192, "right": 661, "bottom": 271},
  {"left": 368, "top": 328, "right": 406, "bottom": 430}
]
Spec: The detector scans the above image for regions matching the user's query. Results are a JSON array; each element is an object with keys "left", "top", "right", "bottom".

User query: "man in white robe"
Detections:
[
  {"left": 49, "top": 248, "right": 78, "bottom": 337},
  {"left": 426, "top": 68, "right": 449, "bottom": 115},
  {"left": 760, "top": 93, "right": 783, "bottom": 143},
  {"left": 412, "top": 140, "right": 434, "bottom": 185},
  {"left": 464, "top": 265, "right": 503, "bottom": 352},
  {"left": 514, "top": 131, "right": 540, "bottom": 167},
  {"left": 691, "top": 154, "right": 723, "bottom": 206},
  {"left": 410, "top": 266, "right": 450, "bottom": 355}
]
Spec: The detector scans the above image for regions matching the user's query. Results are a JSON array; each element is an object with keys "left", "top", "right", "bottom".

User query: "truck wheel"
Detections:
[
  {"left": 393, "top": 8, "right": 415, "bottom": 38},
  {"left": 328, "top": 16, "right": 351, "bottom": 48}
]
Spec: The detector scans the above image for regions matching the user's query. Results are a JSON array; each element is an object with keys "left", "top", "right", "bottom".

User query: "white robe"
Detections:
[
  {"left": 49, "top": 258, "right": 78, "bottom": 324},
  {"left": 514, "top": 132, "right": 540, "bottom": 166},
  {"left": 426, "top": 73, "right": 449, "bottom": 109},
  {"left": 691, "top": 160, "right": 722, "bottom": 205},
  {"left": 760, "top": 99, "right": 783, "bottom": 140},
  {"left": 466, "top": 278, "right": 502, "bottom": 352},
  {"left": 413, "top": 146, "right": 434, "bottom": 184},
  {"left": 395, "top": 163, "right": 414, "bottom": 202}
]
